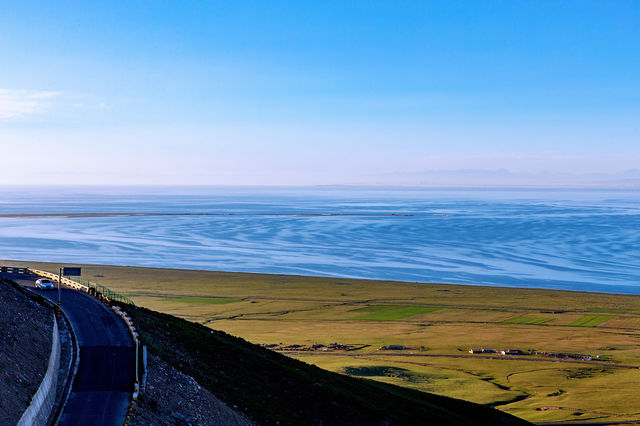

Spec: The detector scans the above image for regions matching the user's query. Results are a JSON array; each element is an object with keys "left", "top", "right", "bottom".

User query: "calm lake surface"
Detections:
[{"left": 1, "top": 186, "right": 639, "bottom": 294}]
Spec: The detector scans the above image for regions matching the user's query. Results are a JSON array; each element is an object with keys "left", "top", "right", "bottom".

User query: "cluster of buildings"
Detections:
[
  {"left": 262, "top": 342, "right": 361, "bottom": 351},
  {"left": 468, "top": 348, "right": 523, "bottom": 355},
  {"left": 539, "top": 352, "right": 596, "bottom": 361},
  {"left": 468, "top": 348, "right": 598, "bottom": 360}
]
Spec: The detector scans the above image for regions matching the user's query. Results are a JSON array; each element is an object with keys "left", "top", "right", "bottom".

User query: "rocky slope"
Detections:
[
  {"left": 0, "top": 278, "right": 53, "bottom": 425},
  {"left": 131, "top": 353, "right": 254, "bottom": 425}
]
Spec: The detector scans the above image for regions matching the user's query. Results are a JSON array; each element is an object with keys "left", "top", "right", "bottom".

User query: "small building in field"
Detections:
[
  {"left": 469, "top": 348, "right": 497, "bottom": 354},
  {"left": 501, "top": 349, "right": 524, "bottom": 355},
  {"left": 380, "top": 345, "right": 406, "bottom": 350}
]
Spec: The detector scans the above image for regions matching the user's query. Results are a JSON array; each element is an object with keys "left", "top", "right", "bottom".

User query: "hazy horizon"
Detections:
[{"left": 1, "top": 168, "right": 639, "bottom": 189}]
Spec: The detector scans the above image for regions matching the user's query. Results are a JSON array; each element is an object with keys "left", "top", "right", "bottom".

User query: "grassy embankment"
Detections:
[{"left": 6, "top": 260, "right": 640, "bottom": 423}]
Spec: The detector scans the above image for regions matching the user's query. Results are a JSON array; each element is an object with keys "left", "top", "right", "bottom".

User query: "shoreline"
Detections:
[
  {"left": 3, "top": 258, "right": 639, "bottom": 298},
  {"left": 0, "top": 212, "right": 415, "bottom": 219}
]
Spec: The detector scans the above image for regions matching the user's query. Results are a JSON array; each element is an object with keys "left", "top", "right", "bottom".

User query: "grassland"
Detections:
[
  {"left": 350, "top": 305, "right": 443, "bottom": 320},
  {"left": 568, "top": 314, "right": 614, "bottom": 326},
  {"left": 164, "top": 296, "right": 242, "bottom": 304},
  {"left": 124, "top": 303, "right": 528, "bottom": 425},
  {"left": 503, "top": 316, "right": 553, "bottom": 325},
  {"left": 6, "top": 259, "right": 640, "bottom": 423}
]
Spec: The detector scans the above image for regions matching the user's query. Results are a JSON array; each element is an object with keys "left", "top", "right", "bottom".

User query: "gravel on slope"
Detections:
[
  {"left": 130, "top": 353, "right": 255, "bottom": 426},
  {"left": 0, "top": 278, "right": 53, "bottom": 425}
]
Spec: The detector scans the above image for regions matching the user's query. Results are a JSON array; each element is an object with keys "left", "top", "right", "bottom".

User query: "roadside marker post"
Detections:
[
  {"left": 57, "top": 268, "right": 62, "bottom": 317},
  {"left": 135, "top": 338, "right": 139, "bottom": 388}
]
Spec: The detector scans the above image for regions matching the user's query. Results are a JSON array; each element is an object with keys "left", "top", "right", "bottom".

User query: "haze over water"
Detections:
[{"left": 1, "top": 186, "right": 638, "bottom": 294}]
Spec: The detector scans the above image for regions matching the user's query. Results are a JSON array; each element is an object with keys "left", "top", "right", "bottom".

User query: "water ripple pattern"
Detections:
[{"left": 0, "top": 186, "right": 639, "bottom": 293}]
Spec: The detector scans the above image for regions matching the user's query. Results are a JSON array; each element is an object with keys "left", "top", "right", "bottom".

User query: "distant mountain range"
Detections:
[{"left": 376, "top": 169, "right": 640, "bottom": 188}]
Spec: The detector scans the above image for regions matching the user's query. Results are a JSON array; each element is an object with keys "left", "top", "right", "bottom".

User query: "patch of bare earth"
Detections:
[
  {"left": 0, "top": 278, "right": 53, "bottom": 425},
  {"left": 130, "top": 353, "right": 255, "bottom": 426}
]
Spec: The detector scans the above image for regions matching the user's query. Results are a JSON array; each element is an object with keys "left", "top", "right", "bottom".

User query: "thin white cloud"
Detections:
[{"left": 0, "top": 89, "right": 62, "bottom": 120}]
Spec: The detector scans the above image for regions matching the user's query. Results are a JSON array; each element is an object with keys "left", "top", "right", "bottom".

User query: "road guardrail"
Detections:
[
  {"left": 112, "top": 305, "right": 142, "bottom": 425},
  {"left": 0, "top": 266, "right": 29, "bottom": 274},
  {"left": 29, "top": 269, "right": 89, "bottom": 292}
]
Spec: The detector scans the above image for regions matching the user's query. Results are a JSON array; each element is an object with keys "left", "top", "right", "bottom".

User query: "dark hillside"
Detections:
[
  {"left": 0, "top": 277, "right": 52, "bottom": 424},
  {"left": 125, "top": 304, "right": 530, "bottom": 426}
]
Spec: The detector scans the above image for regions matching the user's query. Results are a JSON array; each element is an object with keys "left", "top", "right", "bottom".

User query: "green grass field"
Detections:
[
  {"left": 164, "top": 297, "right": 243, "bottom": 304},
  {"left": 6, "top": 259, "right": 640, "bottom": 424},
  {"left": 587, "top": 307, "right": 640, "bottom": 313},
  {"left": 350, "top": 305, "right": 443, "bottom": 320},
  {"left": 503, "top": 316, "right": 553, "bottom": 324},
  {"left": 569, "top": 314, "right": 613, "bottom": 327}
]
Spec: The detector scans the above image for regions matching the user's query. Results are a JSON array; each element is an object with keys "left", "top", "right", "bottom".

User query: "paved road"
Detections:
[{"left": 2, "top": 272, "right": 134, "bottom": 426}]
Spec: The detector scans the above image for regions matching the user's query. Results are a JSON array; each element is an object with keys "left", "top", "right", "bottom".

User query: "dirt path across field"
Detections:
[{"left": 282, "top": 350, "right": 640, "bottom": 369}]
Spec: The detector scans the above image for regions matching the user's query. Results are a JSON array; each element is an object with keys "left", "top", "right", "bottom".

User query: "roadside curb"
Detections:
[
  {"left": 16, "top": 313, "right": 60, "bottom": 426},
  {"left": 20, "top": 284, "right": 80, "bottom": 426},
  {"left": 111, "top": 305, "right": 143, "bottom": 425}
]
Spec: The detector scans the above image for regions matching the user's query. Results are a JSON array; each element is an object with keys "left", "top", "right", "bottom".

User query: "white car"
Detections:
[{"left": 35, "top": 278, "right": 55, "bottom": 290}]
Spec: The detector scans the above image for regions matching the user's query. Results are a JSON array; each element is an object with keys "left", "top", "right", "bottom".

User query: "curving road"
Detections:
[{"left": 2, "top": 271, "right": 134, "bottom": 426}]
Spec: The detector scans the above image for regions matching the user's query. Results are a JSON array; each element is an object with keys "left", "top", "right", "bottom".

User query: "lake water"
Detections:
[{"left": 0, "top": 186, "right": 639, "bottom": 294}]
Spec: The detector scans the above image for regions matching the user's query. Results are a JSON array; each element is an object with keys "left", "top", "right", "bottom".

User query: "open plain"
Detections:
[{"left": 6, "top": 260, "right": 640, "bottom": 423}]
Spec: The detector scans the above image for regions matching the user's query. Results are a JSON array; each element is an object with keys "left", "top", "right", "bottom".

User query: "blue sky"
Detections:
[{"left": 1, "top": 1, "right": 639, "bottom": 185}]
